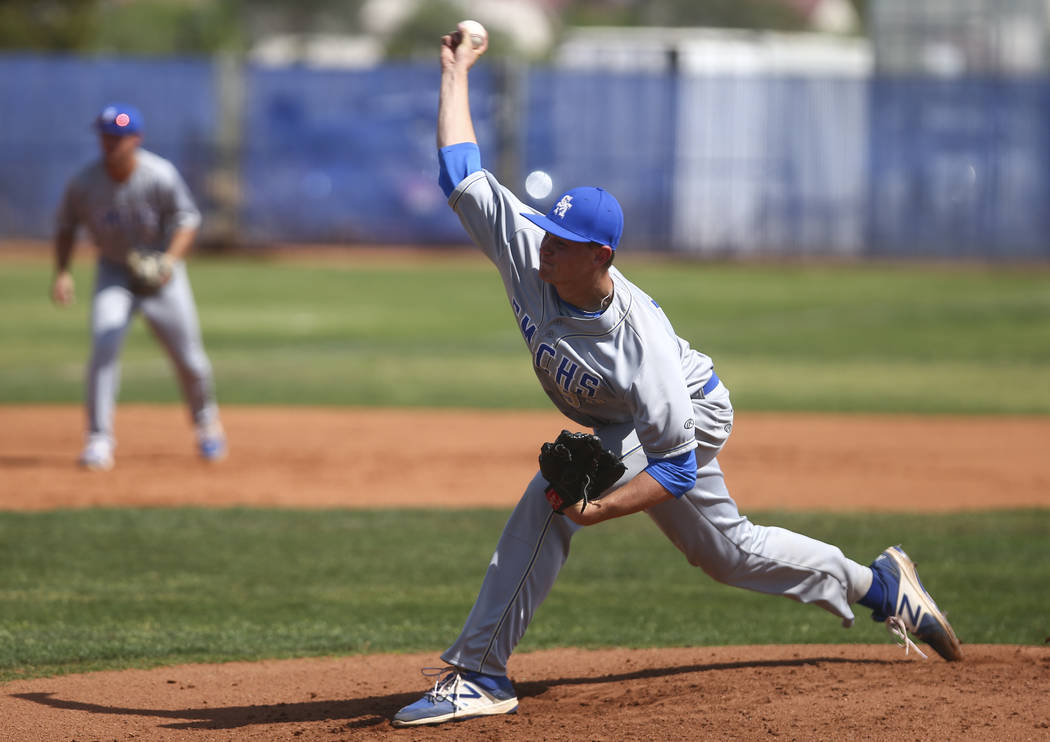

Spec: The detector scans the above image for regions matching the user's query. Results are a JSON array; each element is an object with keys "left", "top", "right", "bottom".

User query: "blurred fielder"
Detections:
[
  {"left": 390, "top": 23, "right": 963, "bottom": 727},
  {"left": 51, "top": 103, "right": 226, "bottom": 471}
]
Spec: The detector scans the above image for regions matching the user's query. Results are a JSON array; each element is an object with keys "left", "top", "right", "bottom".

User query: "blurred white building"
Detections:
[
  {"left": 556, "top": 26, "right": 871, "bottom": 74},
  {"left": 870, "top": 0, "right": 1049, "bottom": 75}
]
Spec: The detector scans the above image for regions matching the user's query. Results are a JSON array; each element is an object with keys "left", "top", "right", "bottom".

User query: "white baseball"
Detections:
[{"left": 460, "top": 19, "right": 487, "bottom": 50}]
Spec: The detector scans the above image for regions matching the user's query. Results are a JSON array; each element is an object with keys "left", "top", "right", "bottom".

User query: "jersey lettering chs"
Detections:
[{"left": 450, "top": 169, "right": 713, "bottom": 461}]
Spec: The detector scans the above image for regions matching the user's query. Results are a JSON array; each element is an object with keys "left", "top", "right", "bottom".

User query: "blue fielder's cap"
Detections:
[
  {"left": 95, "top": 103, "right": 143, "bottom": 136},
  {"left": 521, "top": 186, "right": 624, "bottom": 249}
]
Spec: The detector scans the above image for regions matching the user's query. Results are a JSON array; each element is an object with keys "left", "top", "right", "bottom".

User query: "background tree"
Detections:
[{"left": 0, "top": 0, "right": 100, "bottom": 51}]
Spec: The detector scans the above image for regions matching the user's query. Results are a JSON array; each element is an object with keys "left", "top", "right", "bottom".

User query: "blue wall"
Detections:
[
  {"left": 868, "top": 77, "right": 1050, "bottom": 258},
  {"left": 239, "top": 64, "right": 496, "bottom": 244},
  {"left": 1, "top": 54, "right": 1047, "bottom": 258}
]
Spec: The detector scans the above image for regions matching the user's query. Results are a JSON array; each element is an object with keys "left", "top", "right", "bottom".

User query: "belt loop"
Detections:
[{"left": 697, "top": 371, "right": 720, "bottom": 400}]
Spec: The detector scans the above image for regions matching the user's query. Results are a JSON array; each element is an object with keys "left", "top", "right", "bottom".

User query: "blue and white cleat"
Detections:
[
  {"left": 870, "top": 545, "right": 962, "bottom": 661},
  {"left": 392, "top": 667, "right": 518, "bottom": 727},
  {"left": 196, "top": 422, "right": 227, "bottom": 463}
]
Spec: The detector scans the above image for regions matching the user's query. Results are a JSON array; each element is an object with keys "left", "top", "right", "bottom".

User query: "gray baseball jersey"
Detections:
[
  {"left": 440, "top": 166, "right": 873, "bottom": 677},
  {"left": 452, "top": 169, "right": 715, "bottom": 461},
  {"left": 57, "top": 148, "right": 201, "bottom": 264}
]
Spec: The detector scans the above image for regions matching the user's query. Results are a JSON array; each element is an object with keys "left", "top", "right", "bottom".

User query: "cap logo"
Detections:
[
  {"left": 115, "top": 113, "right": 130, "bottom": 128},
  {"left": 553, "top": 195, "right": 573, "bottom": 219}
]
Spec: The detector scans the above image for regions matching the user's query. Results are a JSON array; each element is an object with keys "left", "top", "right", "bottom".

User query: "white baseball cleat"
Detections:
[
  {"left": 78, "top": 435, "right": 114, "bottom": 472},
  {"left": 870, "top": 545, "right": 962, "bottom": 661},
  {"left": 392, "top": 667, "right": 518, "bottom": 727}
]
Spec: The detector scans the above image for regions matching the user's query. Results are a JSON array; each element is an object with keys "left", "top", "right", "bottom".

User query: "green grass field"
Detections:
[
  {"left": 2, "top": 251, "right": 1048, "bottom": 682},
  {"left": 2, "top": 508, "right": 1047, "bottom": 682},
  {"left": 3, "top": 253, "right": 1049, "bottom": 412}
]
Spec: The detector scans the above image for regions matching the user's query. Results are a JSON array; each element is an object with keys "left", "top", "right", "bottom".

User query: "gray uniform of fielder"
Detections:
[
  {"left": 440, "top": 169, "right": 874, "bottom": 676},
  {"left": 56, "top": 148, "right": 219, "bottom": 445}
]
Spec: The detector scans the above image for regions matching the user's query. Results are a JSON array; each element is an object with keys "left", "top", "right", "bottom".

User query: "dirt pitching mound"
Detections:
[{"left": 3, "top": 646, "right": 1048, "bottom": 741}]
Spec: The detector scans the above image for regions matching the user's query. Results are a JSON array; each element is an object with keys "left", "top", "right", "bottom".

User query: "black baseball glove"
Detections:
[{"left": 539, "top": 430, "right": 626, "bottom": 514}]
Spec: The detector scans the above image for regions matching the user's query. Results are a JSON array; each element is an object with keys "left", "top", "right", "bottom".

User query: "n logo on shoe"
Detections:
[
  {"left": 898, "top": 593, "right": 923, "bottom": 628},
  {"left": 456, "top": 684, "right": 482, "bottom": 700}
]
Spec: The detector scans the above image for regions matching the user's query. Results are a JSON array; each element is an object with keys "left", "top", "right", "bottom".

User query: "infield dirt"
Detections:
[{"left": 2, "top": 405, "right": 1048, "bottom": 741}]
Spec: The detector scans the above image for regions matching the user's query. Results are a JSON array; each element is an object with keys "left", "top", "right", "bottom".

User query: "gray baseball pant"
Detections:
[
  {"left": 86, "top": 258, "right": 218, "bottom": 443},
  {"left": 441, "top": 385, "right": 873, "bottom": 676}
]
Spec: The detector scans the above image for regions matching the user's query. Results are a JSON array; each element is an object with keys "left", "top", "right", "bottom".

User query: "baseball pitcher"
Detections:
[{"left": 391, "top": 24, "right": 963, "bottom": 727}]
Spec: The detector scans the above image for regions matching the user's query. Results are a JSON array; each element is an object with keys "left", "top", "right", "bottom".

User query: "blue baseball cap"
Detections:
[
  {"left": 95, "top": 103, "right": 143, "bottom": 136},
  {"left": 521, "top": 186, "right": 624, "bottom": 249}
]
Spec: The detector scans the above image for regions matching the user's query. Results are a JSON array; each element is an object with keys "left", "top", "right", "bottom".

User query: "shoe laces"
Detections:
[
  {"left": 420, "top": 666, "right": 461, "bottom": 702},
  {"left": 885, "top": 616, "right": 928, "bottom": 660}
]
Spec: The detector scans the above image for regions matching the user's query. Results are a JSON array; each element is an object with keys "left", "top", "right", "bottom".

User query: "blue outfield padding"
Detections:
[
  {"left": 1, "top": 54, "right": 1048, "bottom": 258},
  {"left": 239, "top": 63, "right": 495, "bottom": 244},
  {"left": 867, "top": 77, "right": 1050, "bottom": 258}
]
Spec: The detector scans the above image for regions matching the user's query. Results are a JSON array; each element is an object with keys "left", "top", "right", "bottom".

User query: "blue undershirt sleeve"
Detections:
[
  {"left": 644, "top": 449, "right": 698, "bottom": 498},
  {"left": 438, "top": 142, "right": 482, "bottom": 198}
]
